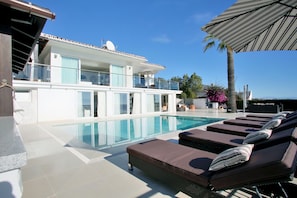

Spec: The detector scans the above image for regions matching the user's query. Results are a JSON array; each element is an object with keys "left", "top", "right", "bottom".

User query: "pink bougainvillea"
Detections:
[{"left": 206, "top": 86, "right": 228, "bottom": 104}]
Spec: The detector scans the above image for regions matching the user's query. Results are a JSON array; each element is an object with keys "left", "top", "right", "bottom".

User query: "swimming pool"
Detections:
[{"left": 54, "top": 115, "right": 224, "bottom": 150}]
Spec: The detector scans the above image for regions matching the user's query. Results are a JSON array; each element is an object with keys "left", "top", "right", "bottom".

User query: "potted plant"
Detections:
[
  {"left": 206, "top": 85, "right": 227, "bottom": 109},
  {"left": 189, "top": 103, "right": 195, "bottom": 110}
]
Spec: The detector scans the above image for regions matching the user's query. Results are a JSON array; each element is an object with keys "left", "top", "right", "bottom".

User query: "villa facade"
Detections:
[{"left": 13, "top": 33, "right": 181, "bottom": 123}]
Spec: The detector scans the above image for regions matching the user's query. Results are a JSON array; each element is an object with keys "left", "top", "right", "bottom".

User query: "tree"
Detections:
[
  {"left": 203, "top": 34, "right": 237, "bottom": 113},
  {"left": 171, "top": 73, "right": 203, "bottom": 99}
]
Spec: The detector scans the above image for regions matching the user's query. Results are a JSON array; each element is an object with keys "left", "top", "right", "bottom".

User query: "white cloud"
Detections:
[
  {"left": 152, "top": 34, "right": 171, "bottom": 43},
  {"left": 191, "top": 13, "right": 213, "bottom": 24}
]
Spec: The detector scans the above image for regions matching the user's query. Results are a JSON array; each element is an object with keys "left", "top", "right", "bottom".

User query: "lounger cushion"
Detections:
[
  {"left": 273, "top": 113, "right": 288, "bottom": 119},
  {"left": 273, "top": 114, "right": 286, "bottom": 120},
  {"left": 209, "top": 144, "right": 254, "bottom": 171},
  {"left": 243, "top": 129, "right": 272, "bottom": 144},
  {"left": 127, "top": 139, "right": 215, "bottom": 187},
  {"left": 210, "top": 141, "right": 297, "bottom": 190},
  {"left": 261, "top": 118, "right": 281, "bottom": 130}
]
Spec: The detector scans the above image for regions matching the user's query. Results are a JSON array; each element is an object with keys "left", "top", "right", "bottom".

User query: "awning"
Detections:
[
  {"left": 0, "top": 0, "right": 55, "bottom": 73},
  {"left": 202, "top": 0, "right": 297, "bottom": 52}
]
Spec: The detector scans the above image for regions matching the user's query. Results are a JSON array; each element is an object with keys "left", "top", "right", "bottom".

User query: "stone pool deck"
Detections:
[{"left": 19, "top": 110, "right": 295, "bottom": 197}]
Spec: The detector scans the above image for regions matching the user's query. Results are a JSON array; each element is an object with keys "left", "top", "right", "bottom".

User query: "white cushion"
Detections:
[
  {"left": 243, "top": 129, "right": 272, "bottom": 144},
  {"left": 209, "top": 144, "right": 254, "bottom": 171},
  {"left": 261, "top": 118, "right": 282, "bottom": 130},
  {"left": 273, "top": 113, "right": 287, "bottom": 120}
]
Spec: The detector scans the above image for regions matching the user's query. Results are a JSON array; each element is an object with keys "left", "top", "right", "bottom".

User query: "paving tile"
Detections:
[
  {"left": 21, "top": 163, "right": 45, "bottom": 182},
  {"left": 22, "top": 176, "right": 55, "bottom": 198},
  {"left": 46, "top": 163, "right": 101, "bottom": 194}
]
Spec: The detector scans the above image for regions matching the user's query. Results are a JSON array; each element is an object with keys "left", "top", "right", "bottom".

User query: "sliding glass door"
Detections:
[
  {"left": 111, "top": 65, "right": 125, "bottom": 87},
  {"left": 114, "top": 93, "right": 128, "bottom": 115},
  {"left": 61, "top": 57, "right": 79, "bottom": 84},
  {"left": 147, "top": 94, "right": 160, "bottom": 112},
  {"left": 78, "top": 91, "right": 92, "bottom": 117}
]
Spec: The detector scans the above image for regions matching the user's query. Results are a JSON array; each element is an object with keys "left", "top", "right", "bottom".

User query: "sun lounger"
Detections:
[
  {"left": 127, "top": 139, "right": 297, "bottom": 194},
  {"left": 207, "top": 123, "right": 260, "bottom": 136},
  {"left": 208, "top": 115, "right": 297, "bottom": 136},
  {"left": 223, "top": 113, "right": 297, "bottom": 129},
  {"left": 237, "top": 111, "right": 296, "bottom": 122},
  {"left": 246, "top": 111, "right": 296, "bottom": 119},
  {"left": 246, "top": 113, "right": 277, "bottom": 118},
  {"left": 179, "top": 127, "right": 297, "bottom": 153},
  {"left": 236, "top": 116, "right": 273, "bottom": 122},
  {"left": 223, "top": 119, "right": 268, "bottom": 128}
]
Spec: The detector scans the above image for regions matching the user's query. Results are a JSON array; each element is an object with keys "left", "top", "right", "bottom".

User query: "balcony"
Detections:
[
  {"left": 81, "top": 70, "right": 110, "bottom": 86},
  {"left": 13, "top": 63, "right": 179, "bottom": 91}
]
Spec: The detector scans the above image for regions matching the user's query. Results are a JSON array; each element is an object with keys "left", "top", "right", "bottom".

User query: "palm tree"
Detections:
[{"left": 203, "top": 34, "right": 237, "bottom": 113}]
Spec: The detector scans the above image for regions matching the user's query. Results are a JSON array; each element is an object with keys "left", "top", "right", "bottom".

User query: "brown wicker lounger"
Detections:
[
  {"left": 127, "top": 139, "right": 297, "bottom": 194},
  {"left": 207, "top": 124, "right": 260, "bottom": 136},
  {"left": 236, "top": 116, "right": 273, "bottom": 122},
  {"left": 208, "top": 115, "right": 297, "bottom": 136},
  {"left": 237, "top": 111, "right": 296, "bottom": 122},
  {"left": 223, "top": 112, "right": 297, "bottom": 128},
  {"left": 179, "top": 127, "right": 297, "bottom": 153},
  {"left": 246, "top": 111, "right": 296, "bottom": 119},
  {"left": 246, "top": 113, "right": 277, "bottom": 118},
  {"left": 223, "top": 119, "right": 268, "bottom": 128}
]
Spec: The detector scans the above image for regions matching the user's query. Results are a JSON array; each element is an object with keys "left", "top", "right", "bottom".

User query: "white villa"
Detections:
[{"left": 13, "top": 33, "right": 182, "bottom": 124}]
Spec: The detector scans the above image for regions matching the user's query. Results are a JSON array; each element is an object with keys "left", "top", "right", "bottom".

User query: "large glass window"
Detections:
[
  {"left": 78, "top": 91, "right": 92, "bottom": 117},
  {"left": 114, "top": 93, "right": 128, "bottom": 115},
  {"left": 61, "top": 57, "right": 79, "bottom": 84},
  {"left": 111, "top": 65, "right": 125, "bottom": 87},
  {"left": 147, "top": 94, "right": 160, "bottom": 112}
]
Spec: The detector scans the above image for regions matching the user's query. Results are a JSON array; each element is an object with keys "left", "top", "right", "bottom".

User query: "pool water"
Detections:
[{"left": 55, "top": 115, "right": 224, "bottom": 150}]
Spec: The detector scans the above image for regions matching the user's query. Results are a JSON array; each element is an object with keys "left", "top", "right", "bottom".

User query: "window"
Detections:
[
  {"left": 147, "top": 94, "right": 160, "bottom": 112},
  {"left": 114, "top": 93, "right": 128, "bottom": 115},
  {"left": 111, "top": 65, "right": 125, "bottom": 87},
  {"left": 61, "top": 57, "right": 79, "bottom": 84},
  {"left": 78, "top": 91, "right": 92, "bottom": 117}
]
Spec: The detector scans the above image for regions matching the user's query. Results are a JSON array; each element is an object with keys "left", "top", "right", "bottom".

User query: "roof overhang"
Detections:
[
  {"left": 0, "top": 0, "right": 55, "bottom": 73},
  {"left": 39, "top": 33, "right": 165, "bottom": 74}
]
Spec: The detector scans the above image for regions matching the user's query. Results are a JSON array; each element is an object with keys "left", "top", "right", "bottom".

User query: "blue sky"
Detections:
[{"left": 33, "top": 0, "right": 296, "bottom": 99}]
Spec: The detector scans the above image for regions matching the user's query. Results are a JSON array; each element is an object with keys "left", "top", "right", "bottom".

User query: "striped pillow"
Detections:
[
  {"left": 209, "top": 144, "right": 254, "bottom": 171},
  {"left": 261, "top": 118, "right": 282, "bottom": 130},
  {"left": 243, "top": 129, "right": 272, "bottom": 144}
]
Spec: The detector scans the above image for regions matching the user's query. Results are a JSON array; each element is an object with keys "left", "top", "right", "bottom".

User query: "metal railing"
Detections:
[{"left": 13, "top": 63, "right": 179, "bottom": 90}]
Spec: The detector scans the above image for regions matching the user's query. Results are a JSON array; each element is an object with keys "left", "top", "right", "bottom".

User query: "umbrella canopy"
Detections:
[{"left": 202, "top": 0, "right": 297, "bottom": 52}]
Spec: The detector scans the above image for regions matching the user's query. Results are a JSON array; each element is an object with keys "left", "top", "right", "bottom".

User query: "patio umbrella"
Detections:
[{"left": 202, "top": 0, "right": 297, "bottom": 52}]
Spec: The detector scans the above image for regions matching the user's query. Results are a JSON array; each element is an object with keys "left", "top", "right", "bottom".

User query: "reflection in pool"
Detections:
[{"left": 55, "top": 115, "right": 224, "bottom": 150}]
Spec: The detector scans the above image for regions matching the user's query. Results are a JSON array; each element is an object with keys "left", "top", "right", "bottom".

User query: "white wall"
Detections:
[
  {"left": 132, "top": 93, "right": 141, "bottom": 114},
  {"left": 14, "top": 81, "right": 180, "bottom": 123},
  {"left": 167, "top": 93, "right": 176, "bottom": 113},
  {"left": 126, "top": 65, "right": 133, "bottom": 88},
  {"left": 14, "top": 90, "right": 38, "bottom": 124},
  {"left": 38, "top": 89, "right": 77, "bottom": 122},
  {"left": 50, "top": 52, "right": 62, "bottom": 83},
  {"left": 97, "top": 91, "right": 106, "bottom": 117},
  {"left": 141, "top": 92, "right": 147, "bottom": 113},
  {"left": 193, "top": 98, "right": 208, "bottom": 109},
  {"left": 106, "top": 91, "right": 113, "bottom": 116}
]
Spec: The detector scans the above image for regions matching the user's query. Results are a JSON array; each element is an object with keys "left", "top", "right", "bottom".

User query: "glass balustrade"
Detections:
[{"left": 13, "top": 63, "right": 179, "bottom": 90}]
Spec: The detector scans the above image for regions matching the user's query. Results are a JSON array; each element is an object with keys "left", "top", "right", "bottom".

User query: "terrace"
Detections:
[
  {"left": 18, "top": 110, "right": 237, "bottom": 198},
  {"left": 14, "top": 63, "right": 179, "bottom": 90},
  {"left": 18, "top": 109, "right": 297, "bottom": 197}
]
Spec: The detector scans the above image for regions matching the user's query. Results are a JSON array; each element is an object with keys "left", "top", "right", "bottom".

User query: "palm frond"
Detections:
[
  {"left": 217, "top": 42, "right": 227, "bottom": 52},
  {"left": 203, "top": 34, "right": 228, "bottom": 52},
  {"left": 203, "top": 41, "right": 215, "bottom": 52}
]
